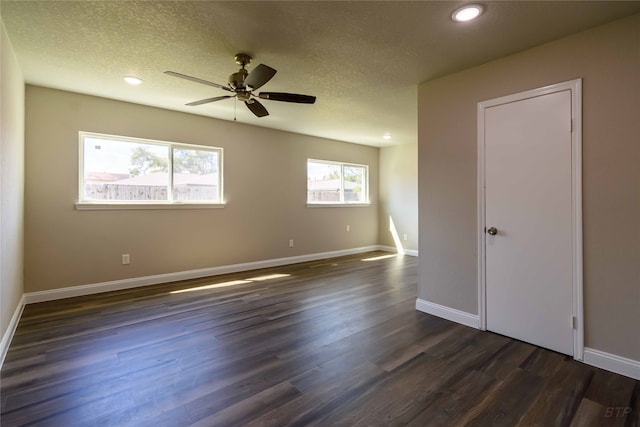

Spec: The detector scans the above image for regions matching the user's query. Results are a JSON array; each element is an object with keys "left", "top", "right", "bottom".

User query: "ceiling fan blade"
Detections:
[
  {"left": 186, "top": 95, "right": 234, "bottom": 106},
  {"left": 165, "top": 71, "right": 233, "bottom": 92},
  {"left": 258, "top": 92, "right": 316, "bottom": 104},
  {"left": 245, "top": 100, "right": 269, "bottom": 117},
  {"left": 245, "top": 64, "right": 276, "bottom": 90}
]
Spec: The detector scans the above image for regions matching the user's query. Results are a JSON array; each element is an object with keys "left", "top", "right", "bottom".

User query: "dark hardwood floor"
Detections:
[{"left": 1, "top": 252, "right": 638, "bottom": 426}]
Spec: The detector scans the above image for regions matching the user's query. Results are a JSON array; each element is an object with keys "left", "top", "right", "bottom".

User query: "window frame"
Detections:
[
  {"left": 77, "top": 131, "right": 224, "bottom": 210},
  {"left": 306, "top": 158, "right": 370, "bottom": 206}
]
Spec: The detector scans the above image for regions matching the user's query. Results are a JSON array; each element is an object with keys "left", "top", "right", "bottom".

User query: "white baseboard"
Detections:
[
  {"left": 415, "top": 298, "right": 480, "bottom": 329},
  {"left": 10, "top": 249, "right": 640, "bottom": 384},
  {"left": 414, "top": 301, "right": 640, "bottom": 380},
  {"left": 377, "top": 245, "right": 419, "bottom": 257},
  {"left": 1, "top": 294, "right": 25, "bottom": 368},
  {"left": 24, "top": 246, "right": 385, "bottom": 304},
  {"left": 583, "top": 347, "right": 640, "bottom": 380},
  {"left": 415, "top": 298, "right": 639, "bottom": 380}
]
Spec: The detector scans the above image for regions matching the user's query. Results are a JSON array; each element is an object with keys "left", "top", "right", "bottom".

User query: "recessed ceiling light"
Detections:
[
  {"left": 383, "top": 134, "right": 392, "bottom": 140},
  {"left": 123, "top": 76, "right": 143, "bottom": 85},
  {"left": 452, "top": 4, "right": 483, "bottom": 22}
]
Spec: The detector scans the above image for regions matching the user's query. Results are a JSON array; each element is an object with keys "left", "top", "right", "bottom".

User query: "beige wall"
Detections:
[
  {"left": 418, "top": 14, "right": 640, "bottom": 360},
  {"left": 379, "top": 143, "right": 418, "bottom": 253},
  {"left": 0, "top": 22, "right": 25, "bottom": 344},
  {"left": 25, "top": 86, "right": 379, "bottom": 292}
]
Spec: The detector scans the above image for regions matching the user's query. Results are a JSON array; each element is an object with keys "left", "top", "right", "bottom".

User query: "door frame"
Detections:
[{"left": 477, "top": 79, "right": 583, "bottom": 360}]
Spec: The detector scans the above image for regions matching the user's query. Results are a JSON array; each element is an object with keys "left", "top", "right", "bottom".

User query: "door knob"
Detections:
[{"left": 487, "top": 227, "right": 498, "bottom": 236}]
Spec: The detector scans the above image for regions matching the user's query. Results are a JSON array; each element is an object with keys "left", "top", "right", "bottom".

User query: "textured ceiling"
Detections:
[{"left": 2, "top": 1, "right": 639, "bottom": 147}]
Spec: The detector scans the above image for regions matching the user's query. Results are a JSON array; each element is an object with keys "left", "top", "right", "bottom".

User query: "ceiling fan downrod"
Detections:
[{"left": 229, "top": 53, "right": 251, "bottom": 90}]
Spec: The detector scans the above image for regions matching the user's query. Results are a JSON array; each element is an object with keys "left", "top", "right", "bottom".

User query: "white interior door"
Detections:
[{"left": 484, "top": 89, "right": 574, "bottom": 356}]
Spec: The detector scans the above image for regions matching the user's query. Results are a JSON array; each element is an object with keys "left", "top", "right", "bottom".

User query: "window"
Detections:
[
  {"left": 79, "top": 132, "right": 222, "bottom": 205},
  {"left": 307, "top": 159, "right": 368, "bottom": 204}
]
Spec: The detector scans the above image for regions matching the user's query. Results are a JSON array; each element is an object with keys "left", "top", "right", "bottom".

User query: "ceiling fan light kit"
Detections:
[{"left": 165, "top": 53, "right": 316, "bottom": 118}]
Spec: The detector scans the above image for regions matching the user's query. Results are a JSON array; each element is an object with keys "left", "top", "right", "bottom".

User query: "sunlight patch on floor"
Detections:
[
  {"left": 361, "top": 254, "right": 399, "bottom": 262},
  {"left": 170, "top": 273, "right": 291, "bottom": 294},
  {"left": 246, "top": 273, "right": 291, "bottom": 281}
]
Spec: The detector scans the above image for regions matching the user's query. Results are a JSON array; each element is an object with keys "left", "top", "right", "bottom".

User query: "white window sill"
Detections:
[
  {"left": 75, "top": 202, "right": 226, "bottom": 211},
  {"left": 306, "top": 203, "right": 371, "bottom": 208}
]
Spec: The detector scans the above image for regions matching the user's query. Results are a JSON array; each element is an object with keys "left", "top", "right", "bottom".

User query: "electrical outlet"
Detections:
[
  {"left": 289, "top": 239, "right": 294, "bottom": 248},
  {"left": 122, "top": 253, "right": 130, "bottom": 265},
  {"left": 346, "top": 225, "right": 350, "bottom": 232},
  {"left": 403, "top": 233, "right": 408, "bottom": 241}
]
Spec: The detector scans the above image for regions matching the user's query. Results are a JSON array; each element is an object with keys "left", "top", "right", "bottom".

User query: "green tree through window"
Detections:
[{"left": 129, "top": 146, "right": 168, "bottom": 176}]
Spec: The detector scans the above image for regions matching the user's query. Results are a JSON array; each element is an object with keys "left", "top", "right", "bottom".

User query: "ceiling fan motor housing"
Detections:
[{"left": 229, "top": 69, "right": 248, "bottom": 90}]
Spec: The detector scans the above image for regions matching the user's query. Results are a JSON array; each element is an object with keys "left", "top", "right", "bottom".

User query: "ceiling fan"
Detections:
[{"left": 165, "top": 53, "right": 316, "bottom": 118}]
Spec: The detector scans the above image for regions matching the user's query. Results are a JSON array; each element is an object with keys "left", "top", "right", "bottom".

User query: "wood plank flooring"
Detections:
[{"left": 1, "top": 252, "right": 638, "bottom": 426}]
